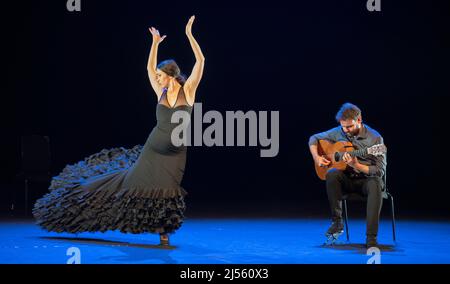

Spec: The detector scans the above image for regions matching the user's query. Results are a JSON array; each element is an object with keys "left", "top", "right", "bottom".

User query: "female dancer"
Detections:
[{"left": 33, "top": 16, "right": 205, "bottom": 246}]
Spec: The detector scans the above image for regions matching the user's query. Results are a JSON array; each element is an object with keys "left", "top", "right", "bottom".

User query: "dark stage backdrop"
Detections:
[{"left": 3, "top": 0, "right": 449, "bottom": 218}]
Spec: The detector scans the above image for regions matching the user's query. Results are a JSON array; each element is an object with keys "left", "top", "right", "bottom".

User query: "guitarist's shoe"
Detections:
[
  {"left": 366, "top": 235, "right": 378, "bottom": 248},
  {"left": 325, "top": 219, "right": 344, "bottom": 245}
]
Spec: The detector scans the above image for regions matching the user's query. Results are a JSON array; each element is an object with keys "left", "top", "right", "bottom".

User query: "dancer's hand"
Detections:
[
  {"left": 185, "top": 15, "right": 195, "bottom": 37},
  {"left": 149, "top": 27, "right": 166, "bottom": 44}
]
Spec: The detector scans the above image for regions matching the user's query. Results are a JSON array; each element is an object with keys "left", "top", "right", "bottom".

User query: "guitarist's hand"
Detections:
[
  {"left": 316, "top": 155, "right": 331, "bottom": 168},
  {"left": 343, "top": 152, "right": 358, "bottom": 168}
]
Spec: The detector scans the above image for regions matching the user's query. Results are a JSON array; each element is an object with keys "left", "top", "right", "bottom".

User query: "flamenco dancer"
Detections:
[{"left": 33, "top": 16, "right": 205, "bottom": 246}]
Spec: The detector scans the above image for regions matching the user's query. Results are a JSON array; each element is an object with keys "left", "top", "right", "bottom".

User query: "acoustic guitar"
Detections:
[{"left": 314, "top": 140, "right": 387, "bottom": 180}]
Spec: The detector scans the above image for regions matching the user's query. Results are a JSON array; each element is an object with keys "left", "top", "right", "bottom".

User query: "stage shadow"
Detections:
[
  {"left": 40, "top": 236, "right": 177, "bottom": 250},
  {"left": 39, "top": 236, "right": 179, "bottom": 263},
  {"left": 318, "top": 242, "right": 399, "bottom": 253}
]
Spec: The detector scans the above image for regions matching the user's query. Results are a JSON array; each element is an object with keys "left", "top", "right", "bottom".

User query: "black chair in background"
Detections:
[
  {"left": 14, "top": 135, "right": 52, "bottom": 216},
  {"left": 342, "top": 173, "right": 396, "bottom": 242}
]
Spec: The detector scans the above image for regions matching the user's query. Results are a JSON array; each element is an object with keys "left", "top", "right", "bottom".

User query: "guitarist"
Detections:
[{"left": 308, "top": 103, "right": 387, "bottom": 247}]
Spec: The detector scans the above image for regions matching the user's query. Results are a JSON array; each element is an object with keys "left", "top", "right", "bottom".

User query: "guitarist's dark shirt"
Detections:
[{"left": 308, "top": 124, "right": 386, "bottom": 178}]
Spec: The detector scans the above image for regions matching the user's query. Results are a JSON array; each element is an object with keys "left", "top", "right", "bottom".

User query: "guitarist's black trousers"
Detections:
[{"left": 326, "top": 169, "right": 384, "bottom": 237}]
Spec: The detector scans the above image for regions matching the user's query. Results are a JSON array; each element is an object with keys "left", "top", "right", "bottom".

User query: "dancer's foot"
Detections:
[{"left": 160, "top": 234, "right": 169, "bottom": 246}]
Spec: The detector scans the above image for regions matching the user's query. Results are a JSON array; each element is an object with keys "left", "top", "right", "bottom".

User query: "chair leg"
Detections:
[
  {"left": 24, "top": 178, "right": 29, "bottom": 216},
  {"left": 11, "top": 181, "right": 16, "bottom": 215},
  {"left": 343, "top": 200, "right": 349, "bottom": 241},
  {"left": 389, "top": 194, "right": 396, "bottom": 242}
]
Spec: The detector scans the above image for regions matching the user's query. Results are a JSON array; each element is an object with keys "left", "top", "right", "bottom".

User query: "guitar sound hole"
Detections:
[{"left": 334, "top": 152, "right": 341, "bottom": 162}]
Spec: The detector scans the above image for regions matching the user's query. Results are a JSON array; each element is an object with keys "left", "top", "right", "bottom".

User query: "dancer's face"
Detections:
[
  {"left": 339, "top": 117, "right": 362, "bottom": 138},
  {"left": 156, "top": 69, "right": 172, "bottom": 88}
]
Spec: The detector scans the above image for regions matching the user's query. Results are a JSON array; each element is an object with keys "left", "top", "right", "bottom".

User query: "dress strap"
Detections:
[{"left": 159, "top": 86, "right": 190, "bottom": 108}]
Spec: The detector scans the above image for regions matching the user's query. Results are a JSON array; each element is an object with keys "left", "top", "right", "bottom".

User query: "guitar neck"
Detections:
[
  {"left": 349, "top": 148, "right": 368, "bottom": 158},
  {"left": 334, "top": 147, "right": 368, "bottom": 162}
]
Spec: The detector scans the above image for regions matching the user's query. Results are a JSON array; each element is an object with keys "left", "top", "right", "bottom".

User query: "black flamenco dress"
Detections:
[{"left": 33, "top": 87, "right": 193, "bottom": 235}]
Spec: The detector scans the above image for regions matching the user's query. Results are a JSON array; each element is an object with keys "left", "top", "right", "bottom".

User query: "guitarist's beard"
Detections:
[
  {"left": 345, "top": 131, "right": 356, "bottom": 138},
  {"left": 345, "top": 127, "right": 361, "bottom": 138}
]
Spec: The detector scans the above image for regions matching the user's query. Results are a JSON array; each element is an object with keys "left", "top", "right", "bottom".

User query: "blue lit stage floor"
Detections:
[{"left": 1, "top": 218, "right": 449, "bottom": 264}]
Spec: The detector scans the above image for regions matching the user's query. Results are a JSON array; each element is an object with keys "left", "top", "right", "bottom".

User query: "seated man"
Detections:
[{"left": 308, "top": 103, "right": 387, "bottom": 247}]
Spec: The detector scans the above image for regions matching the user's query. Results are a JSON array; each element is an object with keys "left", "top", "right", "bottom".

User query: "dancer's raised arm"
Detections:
[
  {"left": 184, "top": 16, "right": 205, "bottom": 105},
  {"left": 147, "top": 27, "right": 167, "bottom": 98}
]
